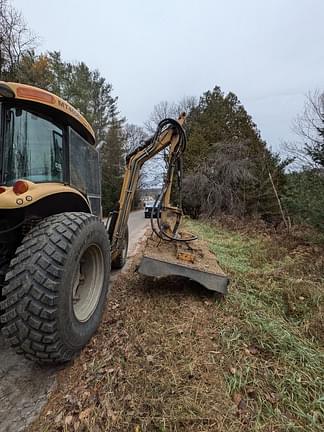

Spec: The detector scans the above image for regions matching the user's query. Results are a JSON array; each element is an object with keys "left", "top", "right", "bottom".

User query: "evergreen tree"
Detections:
[
  {"left": 283, "top": 171, "right": 324, "bottom": 231},
  {"left": 12, "top": 50, "right": 118, "bottom": 142},
  {"left": 184, "top": 86, "right": 286, "bottom": 218},
  {"left": 101, "top": 117, "right": 126, "bottom": 214}
]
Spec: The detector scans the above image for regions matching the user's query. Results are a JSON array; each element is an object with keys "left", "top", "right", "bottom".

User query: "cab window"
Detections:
[{"left": 3, "top": 106, "right": 64, "bottom": 184}]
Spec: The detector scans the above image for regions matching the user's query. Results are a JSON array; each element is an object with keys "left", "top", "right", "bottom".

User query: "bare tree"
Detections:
[
  {"left": 144, "top": 100, "right": 178, "bottom": 133},
  {"left": 177, "top": 95, "right": 197, "bottom": 117},
  {"left": 288, "top": 90, "right": 324, "bottom": 169},
  {"left": 124, "top": 122, "right": 165, "bottom": 190},
  {"left": 182, "top": 141, "right": 256, "bottom": 217},
  {"left": 0, "top": 0, "right": 37, "bottom": 80},
  {"left": 281, "top": 140, "right": 314, "bottom": 171},
  {"left": 294, "top": 91, "right": 324, "bottom": 146},
  {"left": 123, "top": 123, "right": 152, "bottom": 205},
  {"left": 142, "top": 96, "right": 198, "bottom": 191},
  {"left": 124, "top": 123, "right": 148, "bottom": 154},
  {"left": 124, "top": 123, "right": 150, "bottom": 186},
  {"left": 144, "top": 96, "right": 197, "bottom": 133}
]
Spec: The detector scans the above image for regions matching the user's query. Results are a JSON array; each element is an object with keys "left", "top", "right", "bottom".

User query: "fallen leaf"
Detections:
[
  {"left": 65, "top": 415, "right": 73, "bottom": 425},
  {"left": 79, "top": 407, "right": 92, "bottom": 421},
  {"left": 246, "top": 387, "right": 257, "bottom": 399},
  {"left": 233, "top": 392, "right": 242, "bottom": 405},
  {"left": 54, "top": 412, "right": 63, "bottom": 424},
  {"left": 266, "top": 392, "right": 280, "bottom": 404},
  {"left": 230, "top": 367, "right": 237, "bottom": 375},
  {"left": 146, "top": 355, "right": 154, "bottom": 363},
  {"left": 238, "top": 399, "right": 247, "bottom": 411},
  {"left": 65, "top": 394, "right": 78, "bottom": 405},
  {"left": 248, "top": 345, "right": 258, "bottom": 355}
]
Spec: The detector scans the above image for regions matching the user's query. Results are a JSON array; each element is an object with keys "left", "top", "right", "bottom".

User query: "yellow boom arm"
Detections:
[{"left": 110, "top": 113, "right": 186, "bottom": 260}]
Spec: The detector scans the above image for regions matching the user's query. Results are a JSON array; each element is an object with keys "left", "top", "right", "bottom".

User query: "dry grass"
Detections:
[
  {"left": 29, "top": 270, "right": 240, "bottom": 432},
  {"left": 29, "top": 220, "right": 323, "bottom": 432},
  {"left": 185, "top": 218, "right": 324, "bottom": 432}
]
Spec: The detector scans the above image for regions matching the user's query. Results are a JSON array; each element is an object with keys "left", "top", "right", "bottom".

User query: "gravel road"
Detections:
[{"left": 0, "top": 210, "right": 149, "bottom": 432}]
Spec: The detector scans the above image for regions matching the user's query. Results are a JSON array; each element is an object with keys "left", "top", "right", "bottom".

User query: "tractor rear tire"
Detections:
[
  {"left": 111, "top": 226, "right": 129, "bottom": 270},
  {"left": 0, "top": 212, "right": 110, "bottom": 363}
]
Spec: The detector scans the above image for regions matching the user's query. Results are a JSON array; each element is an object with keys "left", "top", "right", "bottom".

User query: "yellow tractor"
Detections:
[{"left": 0, "top": 82, "right": 228, "bottom": 363}]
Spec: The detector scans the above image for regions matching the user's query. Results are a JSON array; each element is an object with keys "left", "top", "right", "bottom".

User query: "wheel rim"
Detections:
[
  {"left": 72, "top": 244, "right": 104, "bottom": 322},
  {"left": 121, "top": 235, "right": 128, "bottom": 261}
]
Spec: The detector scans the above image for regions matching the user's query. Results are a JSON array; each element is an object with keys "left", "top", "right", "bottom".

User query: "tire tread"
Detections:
[{"left": 0, "top": 212, "right": 107, "bottom": 363}]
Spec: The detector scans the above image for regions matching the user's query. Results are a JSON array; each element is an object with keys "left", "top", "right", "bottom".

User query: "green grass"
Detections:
[{"left": 185, "top": 218, "right": 324, "bottom": 431}]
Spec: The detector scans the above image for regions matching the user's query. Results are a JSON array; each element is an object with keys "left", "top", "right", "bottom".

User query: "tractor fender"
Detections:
[{"left": 0, "top": 181, "right": 90, "bottom": 212}]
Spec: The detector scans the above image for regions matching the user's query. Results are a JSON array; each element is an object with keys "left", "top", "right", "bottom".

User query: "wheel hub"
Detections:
[{"left": 72, "top": 244, "right": 104, "bottom": 322}]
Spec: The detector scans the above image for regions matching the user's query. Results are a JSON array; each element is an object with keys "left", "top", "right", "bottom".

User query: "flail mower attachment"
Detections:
[{"left": 138, "top": 234, "right": 229, "bottom": 295}]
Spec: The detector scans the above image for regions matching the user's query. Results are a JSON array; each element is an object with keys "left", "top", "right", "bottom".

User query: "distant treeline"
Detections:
[{"left": 2, "top": 0, "right": 323, "bottom": 231}]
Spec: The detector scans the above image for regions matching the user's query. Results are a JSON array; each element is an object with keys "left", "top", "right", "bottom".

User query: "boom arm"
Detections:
[{"left": 109, "top": 113, "right": 186, "bottom": 260}]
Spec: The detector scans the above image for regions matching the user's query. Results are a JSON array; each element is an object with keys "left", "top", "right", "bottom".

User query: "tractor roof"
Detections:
[{"left": 0, "top": 81, "right": 95, "bottom": 144}]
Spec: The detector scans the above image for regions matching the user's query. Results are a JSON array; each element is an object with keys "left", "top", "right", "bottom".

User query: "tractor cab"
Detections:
[{"left": 0, "top": 82, "right": 101, "bottom": 218}]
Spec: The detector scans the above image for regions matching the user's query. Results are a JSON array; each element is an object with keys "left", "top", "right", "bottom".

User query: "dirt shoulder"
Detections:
[{"left": 29, "top": 238, "right": 237, "bottom": 432}]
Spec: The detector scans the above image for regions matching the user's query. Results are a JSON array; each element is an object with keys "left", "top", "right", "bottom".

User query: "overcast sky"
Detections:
[{"left": 14, "top": 0, "right": 324, "bottom": 151}]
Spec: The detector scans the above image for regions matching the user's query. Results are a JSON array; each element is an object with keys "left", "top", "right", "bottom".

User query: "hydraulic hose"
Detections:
[{"left": 150, "top": 119, "right": 197, "bottom": 243}]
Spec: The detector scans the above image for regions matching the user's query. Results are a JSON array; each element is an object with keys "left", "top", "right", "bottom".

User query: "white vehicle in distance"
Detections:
[{"left": 144, "top": 200, "right": 161, "bottom": 218}]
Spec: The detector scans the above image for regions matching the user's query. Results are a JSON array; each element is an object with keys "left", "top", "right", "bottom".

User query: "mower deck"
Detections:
[{"left": 138, "top": 234, "right": 229, "bottom": 294}]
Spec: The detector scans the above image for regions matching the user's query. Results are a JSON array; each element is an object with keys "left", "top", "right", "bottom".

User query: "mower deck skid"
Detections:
[{"left": 138, "top": 235, "right": 229, "bottom": 295}]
